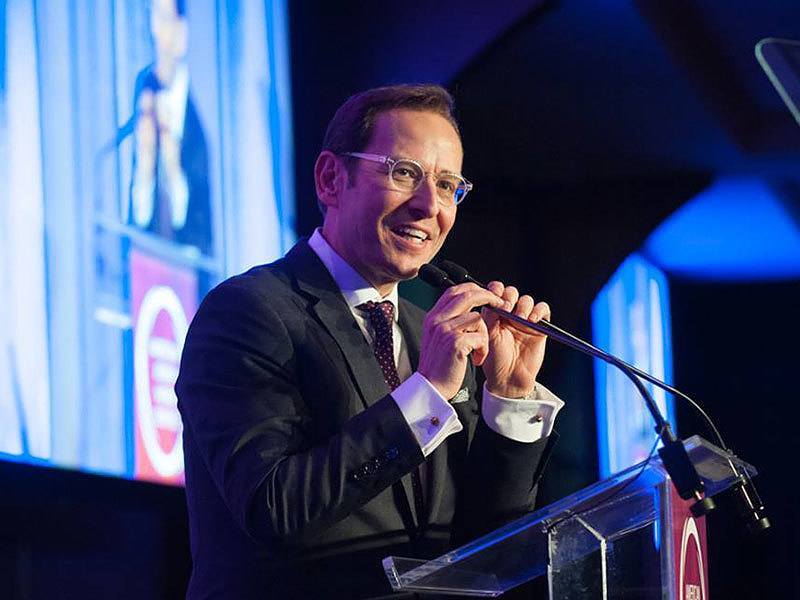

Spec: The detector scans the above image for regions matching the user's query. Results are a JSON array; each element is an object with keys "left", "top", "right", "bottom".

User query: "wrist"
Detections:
[
  {"left": 417, "top": 370, "right": 459, "bottom": 401},
  {"left": 486, "top": 383, "right": 536, "bottom": 400}
]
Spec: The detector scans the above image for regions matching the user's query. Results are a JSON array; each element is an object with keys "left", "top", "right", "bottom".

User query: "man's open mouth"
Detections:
[{"left": 391, "top": 226, "right": 430, "bottom": 244}]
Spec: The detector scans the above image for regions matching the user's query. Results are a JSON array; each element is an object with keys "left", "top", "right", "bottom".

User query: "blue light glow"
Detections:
[{"left": 643, "top": 177, "right": 800, "bottom": 281}]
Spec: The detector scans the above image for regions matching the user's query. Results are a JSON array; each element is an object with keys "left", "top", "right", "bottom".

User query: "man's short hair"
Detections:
[{"left": 317, "top": 84, "right": 461, "bottom": 214}]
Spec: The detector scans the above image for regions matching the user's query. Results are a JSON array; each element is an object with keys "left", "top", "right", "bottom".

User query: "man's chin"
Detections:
[
  {"left": 380, "top": 260, "right": 427, "bottom": 284},
  {"left": 400, "top": 256, "right": 434, "bottom": 278},
  {"left": 375, "top": 246, "right": 440, "bottom": 284}
]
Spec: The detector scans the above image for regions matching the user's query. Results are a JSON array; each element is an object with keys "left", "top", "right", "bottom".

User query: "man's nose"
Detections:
[{"left": 408, "top": 176, "right": 440, "bottom": 217}]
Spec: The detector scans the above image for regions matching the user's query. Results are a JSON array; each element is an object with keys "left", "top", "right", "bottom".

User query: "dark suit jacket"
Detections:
[{"left": 176, "top": 240, "right": 556, "bottom": 599}]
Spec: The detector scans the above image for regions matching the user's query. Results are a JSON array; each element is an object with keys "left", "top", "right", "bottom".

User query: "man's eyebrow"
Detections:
[{"left": 393, "top": 154, "right": 464, "bottom": 175}]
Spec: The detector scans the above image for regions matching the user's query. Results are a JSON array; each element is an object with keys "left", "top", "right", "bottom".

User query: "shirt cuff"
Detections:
[
  {"left": 482, "top": 383, "right": 564, "bottom": 443},
  {"left": 391, "top": 372, "right": 463, "bottom": 457}
]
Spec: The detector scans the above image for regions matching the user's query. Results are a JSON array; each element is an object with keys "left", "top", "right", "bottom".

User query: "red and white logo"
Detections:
[
  {"left": 130, "top": 249, "right": 197, "bottom": 484},
  {"left": 134, "top": 285, "right": 187, "bottom": 479}
]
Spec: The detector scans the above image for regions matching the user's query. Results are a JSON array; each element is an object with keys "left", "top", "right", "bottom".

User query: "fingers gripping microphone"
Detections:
[{"left": 435, "top": 260, "right": 564, "bottom": 339}]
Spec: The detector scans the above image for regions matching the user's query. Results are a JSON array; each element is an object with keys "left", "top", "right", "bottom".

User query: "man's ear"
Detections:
[{"left": 314, "top": 151, "right": 347, "bottom": 211}]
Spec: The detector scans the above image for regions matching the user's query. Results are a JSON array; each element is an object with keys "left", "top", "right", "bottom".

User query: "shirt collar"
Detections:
[{"left": 308, "top": 228, "right": 399, "bottom": 321}]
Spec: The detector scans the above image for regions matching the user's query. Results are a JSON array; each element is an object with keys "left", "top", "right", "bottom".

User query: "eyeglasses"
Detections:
[{"left": 342, "top": 152, "right": 473, "bottom": 206}]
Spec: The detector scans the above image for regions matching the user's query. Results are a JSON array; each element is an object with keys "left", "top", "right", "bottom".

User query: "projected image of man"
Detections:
[{"left": 129, "top": 0, "right": 212, "bottom": 255}]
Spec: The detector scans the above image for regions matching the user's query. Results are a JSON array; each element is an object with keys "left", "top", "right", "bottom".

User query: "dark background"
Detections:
[{"left": 2, "top": 1, "right": 799, "bottom": 598}]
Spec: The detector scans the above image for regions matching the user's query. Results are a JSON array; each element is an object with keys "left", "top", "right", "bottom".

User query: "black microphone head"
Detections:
[
  {"left": 437, "top": 260, "right": 470, "bottom": 283},
  {"left": 438, "top": 259, "right": 487, "bottom": 288},
  {"left": 418, "top": 264, "right": 455, "bottom": 289}
]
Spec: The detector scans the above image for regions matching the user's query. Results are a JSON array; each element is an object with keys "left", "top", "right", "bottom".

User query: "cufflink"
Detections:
[
  {"left": 450, "top": 388, "right": 470, "bottom": 404},
  {"left": 426, "top": 415, "right": 442, "bottom": 436},
  {"left": 529, "top": 414, "right": 543, "bottom": 424}
]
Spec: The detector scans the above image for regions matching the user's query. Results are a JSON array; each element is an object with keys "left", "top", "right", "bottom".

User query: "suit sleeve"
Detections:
[{"left": 176, "top": 280, "right": 424, "bottom": 544}]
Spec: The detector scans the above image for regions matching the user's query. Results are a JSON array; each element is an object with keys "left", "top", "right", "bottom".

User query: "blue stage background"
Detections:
[{"left": 0, "top": 0, "right": 294, "bottom": 483}]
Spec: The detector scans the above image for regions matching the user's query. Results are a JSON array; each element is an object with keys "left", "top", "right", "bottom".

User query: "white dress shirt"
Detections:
[{"left": 308, "top": 229, "right": 563, "bottom": 457}]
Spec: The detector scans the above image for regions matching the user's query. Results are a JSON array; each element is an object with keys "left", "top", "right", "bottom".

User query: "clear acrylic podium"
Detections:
[{"left": 384, "top": 435, "right": 757, "bottom": 598}]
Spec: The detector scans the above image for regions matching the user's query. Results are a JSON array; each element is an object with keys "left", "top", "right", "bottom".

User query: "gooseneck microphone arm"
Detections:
[
  {"left": 434, "top": 261, "right": 694, "bottom": 436},
  {"left": 419, "top": 261, "right": 769, "bottom": 527}
]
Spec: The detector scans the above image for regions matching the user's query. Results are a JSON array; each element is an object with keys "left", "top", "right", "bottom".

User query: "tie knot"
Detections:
[{"left": 357, "top": 300, "right": 395, "bottom": 327}]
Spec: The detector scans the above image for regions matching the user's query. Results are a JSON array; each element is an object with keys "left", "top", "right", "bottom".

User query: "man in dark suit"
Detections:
[{"left": 176, "top": 84, "right": 563, "bottom": 599}]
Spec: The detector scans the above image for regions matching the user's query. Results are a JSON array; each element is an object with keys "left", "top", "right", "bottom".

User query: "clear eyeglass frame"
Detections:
[{"left": 342, "top": 152, "right": 473, "bottom": 206}]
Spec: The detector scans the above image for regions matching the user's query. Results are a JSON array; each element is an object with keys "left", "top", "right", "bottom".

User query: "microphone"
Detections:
[
  {"left": 418, "top": 264, "right": 457, "bottom": 289},
  {"left": 418, "top": 260, "right": 769, "bottom": 529},
  {"left": 436, "top": 260, "right": 475, "bottom": 285}
]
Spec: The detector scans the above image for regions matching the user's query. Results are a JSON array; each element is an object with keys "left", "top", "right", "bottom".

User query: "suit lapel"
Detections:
[
  {"left": 287, "top": 242, "right": 390, "bottom": 410},
  {"left": 397, "top": 298, "right": 421, "bottom": 373},
  {"left": 287, "top": 243, "right": 430, "bottom": 530}
]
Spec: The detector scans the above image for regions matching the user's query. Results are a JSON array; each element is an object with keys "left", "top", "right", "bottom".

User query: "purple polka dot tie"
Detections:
[
  {"left": 358, "top": 300, "right": 426, "bottom": 532},
  {"left": 358, "top": 301, "right": 402, "bottom": 391}
]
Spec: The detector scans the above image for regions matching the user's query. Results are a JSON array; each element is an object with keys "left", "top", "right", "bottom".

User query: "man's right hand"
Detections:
[
  {"left": 131, "top": 90, "right": 158, "bottom": 228},
  {"left": 134, "top": 90, "right": 157, "bottom": 173},
  {"left": 417, "top": 283, "right": 504, "bottom": 400}
]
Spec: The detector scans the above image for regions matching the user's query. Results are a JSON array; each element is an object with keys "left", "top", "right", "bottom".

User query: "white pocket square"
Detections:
[{"left": 450, "top": 388, "right": 470, "bottom": 404}]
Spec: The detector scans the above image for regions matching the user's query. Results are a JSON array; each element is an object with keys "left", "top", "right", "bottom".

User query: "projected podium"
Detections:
[{"left": 384, "top": 435, "right": 757, "bottom": 598}]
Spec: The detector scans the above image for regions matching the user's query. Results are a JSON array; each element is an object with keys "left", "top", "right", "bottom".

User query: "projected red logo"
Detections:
[{"left": 130, "top": 249, "right": 197, "bottom": 484}]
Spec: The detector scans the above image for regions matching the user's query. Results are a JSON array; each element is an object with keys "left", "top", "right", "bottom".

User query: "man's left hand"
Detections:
[{"left": 481, "top": 281, "right": 550, "bottom": 399}]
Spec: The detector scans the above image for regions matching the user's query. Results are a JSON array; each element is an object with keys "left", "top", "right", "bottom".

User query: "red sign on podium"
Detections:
[{"left": 130, "top": 249, "right": 197, "bottom": 485}]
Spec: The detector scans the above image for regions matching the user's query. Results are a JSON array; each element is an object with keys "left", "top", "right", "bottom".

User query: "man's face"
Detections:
[{"left": 324, "top": 109, "right": 462, "bottom": 292}]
